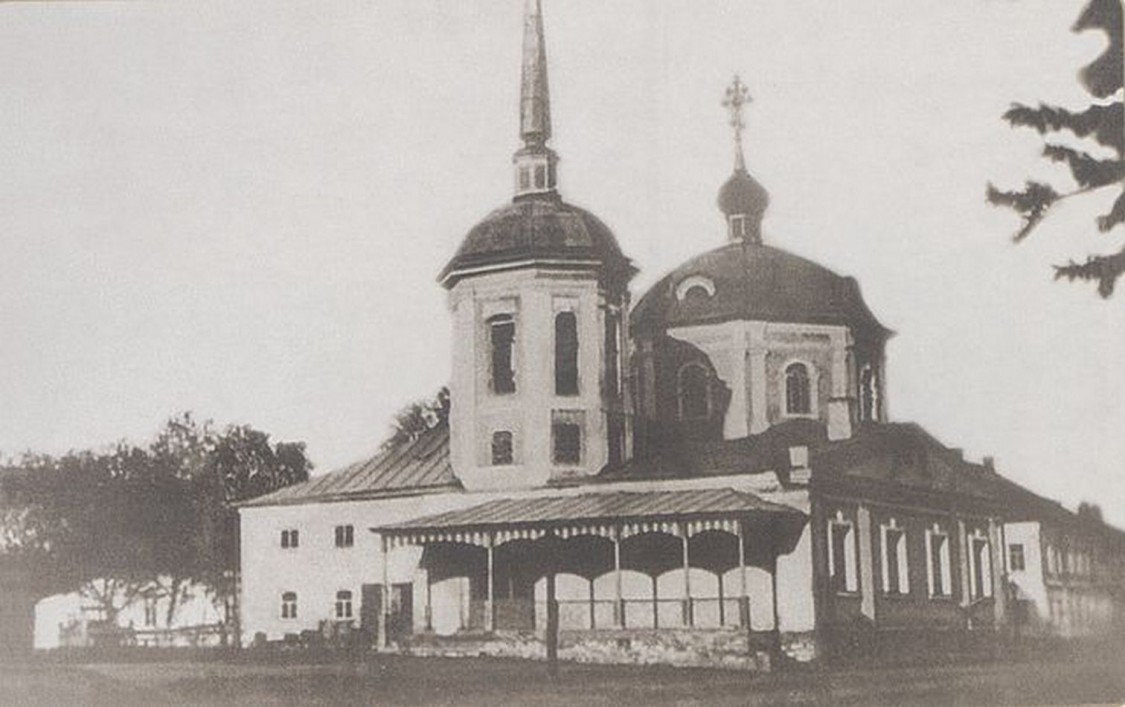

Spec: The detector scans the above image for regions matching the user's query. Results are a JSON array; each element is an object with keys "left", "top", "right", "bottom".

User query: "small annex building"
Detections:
[{"left": 239, "top": 0, "right": 1125, "bottom": 667}]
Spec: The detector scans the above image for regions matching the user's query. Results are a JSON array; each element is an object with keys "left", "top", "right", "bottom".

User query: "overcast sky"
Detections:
[{"left": 2, "top": 1, "right": 1122, "bottom": 525}]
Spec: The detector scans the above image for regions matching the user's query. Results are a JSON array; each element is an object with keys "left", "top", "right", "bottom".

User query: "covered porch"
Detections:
[{"left": 372, "top": 488, "right": 806, "bottom": 662}]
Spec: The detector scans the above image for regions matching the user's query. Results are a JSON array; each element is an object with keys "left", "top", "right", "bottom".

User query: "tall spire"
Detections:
[
  {"left": 513, "top": 0, "right": 558, "bottom": 199},
  {"left": 520, "top": 0, "right": 551, "bottom": 147}
]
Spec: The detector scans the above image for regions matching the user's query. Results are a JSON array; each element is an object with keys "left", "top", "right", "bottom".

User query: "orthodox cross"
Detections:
[{"left": 722, "top": 75, "right": 751, "bottom": 170}]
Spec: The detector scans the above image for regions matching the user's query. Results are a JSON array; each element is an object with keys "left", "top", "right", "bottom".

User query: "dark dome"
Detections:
[
  {"left": 440, "top": 195, "right": 634, "bottom": 287},
  {"left": 718, "top": 169, "right": 770, "bottom": 217},
  {"left": 631, "top": 242, "right": 889, "bottom": 337}
]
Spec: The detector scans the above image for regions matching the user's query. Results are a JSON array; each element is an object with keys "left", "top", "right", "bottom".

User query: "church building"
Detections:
[{"left": 238, "top": 0, "right": 1125, "bottom": 667}]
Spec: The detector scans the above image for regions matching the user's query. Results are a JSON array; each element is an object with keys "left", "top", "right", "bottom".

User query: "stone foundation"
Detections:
[{"left": 401, "top": 629, "right": 810, "bottom": 670}]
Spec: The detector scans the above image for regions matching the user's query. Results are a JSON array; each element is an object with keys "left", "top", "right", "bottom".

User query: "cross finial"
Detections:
[{"left": 722, "top": 75, "right": 751, "bottom": 171}]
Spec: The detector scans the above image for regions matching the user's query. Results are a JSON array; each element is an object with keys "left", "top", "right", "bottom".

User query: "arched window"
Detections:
[
  {"left": 678, "top": 363, "right": 711, "bottom": 420},
  {"left": 785, "top": 363, "right": 811, "bottom": 415},
  {"left": 554, "top": 311, "right": 578, "bottom": 395},
  {"left": 488, "top": 314, "right": 516, "bottom": 394},
  {"left": 859, "top": 365, "right": 876, "bottom": 421}
]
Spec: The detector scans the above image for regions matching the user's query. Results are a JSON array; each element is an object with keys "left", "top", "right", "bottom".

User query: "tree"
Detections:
[
  {"left": 987, "top": 0, "right": 1124, "bottom": 297},
  {"left": 0, "top": 414, "right": 312, "bottom": 639},
  {"left": 382, "top": 386, "right": 451, "bottom": 450}
]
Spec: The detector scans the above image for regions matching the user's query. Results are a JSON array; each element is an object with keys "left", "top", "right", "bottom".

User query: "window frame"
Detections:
[
  {"left": 677, "top": 361, "right": 712, "bottom": 421},
  {"left": 281, "top": 591, "right": 298, "bottom": 620},
  {"left": 925, "top": 524, "right": 952, "bottom": 598},
  {"left": 1008, "top": 543, "right": 1026, "bottom": 572},
  {"left": 490, "top": 430, "right": 514, "bottom": 466},
  {"left": 487, "top": 314, "right": 517, "bottom": 395},
  {"left": 551, "top": 411, "right": 583, "bottom": 466},
  {"left": 968, "top": 530, "right": 993, "bottom": 599},
  {"left": 280, "top": 528, "right": 299, "bottom": 549},
  {"left": 334, "top": 590, "right": 353, "bottom": 620},
  {"left": 880, "top": 518, "right": 910, "bottom": 595},
  {"left": 334, "top": 524, "right": 355, "bottom": 549},
  {"left": 553, "top": 310, "right": 579, "bottom": 396},
  {"left": 783, "top": 360, "right": 816, "bottom": 418},
  {"left": 827, "top": 510, "right": 858, "bottom": 594}
]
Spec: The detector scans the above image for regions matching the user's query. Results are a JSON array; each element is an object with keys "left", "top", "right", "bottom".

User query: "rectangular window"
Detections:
[
  {"left": 534, "top": 164, "right": 546, "bottom": 189},
  {"left": 1009, "top": 543, "right": 1026, "bottom": 572},
  {"left": 490, "top": 430, "right": 513, "bottom": 466},
  {"left": 554, "top": 311, "right": 579, "bottom": 396},
  {"left": 926, "top": 528, "right": 951, "bottom": 597},
  {"left": 335, "top": 590, "right": 353, "bottom": 620},
  {"left": 335, "top": 524, "right": 354, "bottom": 548},
  {"left": 519, "top": 167, "right": 530, "bottom": 191},
  {"left": 828, "top": 518, "right": 857, "bottom": 593},
  {"left": 881, "top": 522, "right": 909, "bottom": 595},
  {"left": 281, "top": 529, "right": 299, "bottom": 549},
  {"left": 551, "top": 412, "right": 582, "bottom": 466},
  {"left": 281, "top": 592, "right": 298, "bottom": 619},
  {"left": 970, "top": 535, "right": 992, "bottom": 599},
  {"left": 489, "top": 315, "right": 516, "bottom": 394}
]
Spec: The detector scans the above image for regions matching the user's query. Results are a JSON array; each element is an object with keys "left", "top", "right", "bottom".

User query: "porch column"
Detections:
[
  {"left": 738, "top": 521, "right": 750, "bottom": 629},
  {"left": 717, "top": 570, "right": 726, "bottom": 627},
  {"left": 651, "top": 575, "right": 659, "bottom": 628},
  {"left": 424, "top": 567, "right": 433, "bottom": 632},
  {"left": 989, "top": 518, "right": 1006, "bottom": 627},
  {"left": 588, "top": 578, "right": 596, "bottom": 630},
  {"left": 378, "top": 534, "right": 390, "bottom": 650},
  {"left": 681, "top": 528, "right": 693, "bottom": 627},
  {"left": 486, "top": 533, "right": 496, "bottom": 633},
  {"left": 613, "top": 528, "right": 624, "bottom": 627},
  {"left": 770, "top": 554, "right": 781, "bottom": 653}
]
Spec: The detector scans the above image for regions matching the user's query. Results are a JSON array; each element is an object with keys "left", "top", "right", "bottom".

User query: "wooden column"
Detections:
[
  {"left": 486, "top": 534, "right": 496, "bottom": 633},
  {"left": 770, "top": 554, "right": 781, "bottom": 655},
  {"left": 651, "top": 575, "right": 659, "bottom": 629},
  {"left": 681, "top": 530, "right": 693, "bottom": 627},
  {"left": 738, "top": 521, "right": 750, "bottom": 630},
  {"left": 378, "top": 534, "right": 390, "bottom": 650},
  {"left": 424, "top": 568, "right": 433, "bottom": 633},
  {"left": 546, "top": 564, "right": 559, "bottom": 677},
  {"left": 613, "top": 529, "right": 624, "bottom": 628},
  {"left": 717, "top": 570, "right": 726, "bottom": 627},
  {"left": 588, "top": 578, "right": 596, "bottom": 629}
]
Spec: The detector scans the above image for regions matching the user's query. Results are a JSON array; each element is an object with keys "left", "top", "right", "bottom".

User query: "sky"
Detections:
[{"left": 1, "top": 1, "right": 1122, "bottom": 525}]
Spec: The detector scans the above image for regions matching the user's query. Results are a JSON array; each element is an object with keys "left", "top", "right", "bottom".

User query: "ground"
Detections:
[{"left": 3, "top": 652, "right": 1124, "bottom": 706}]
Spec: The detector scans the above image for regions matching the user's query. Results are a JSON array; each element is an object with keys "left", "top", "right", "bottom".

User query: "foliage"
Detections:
[
  {"left": 382, "top": 386, "right": 450, "bottom": 451},
  {"left": 987, "top": 0, "right": 1124, "bottom": 297},
  {"left": 0, "top": 413, "right": 312, "bottom": 630}
]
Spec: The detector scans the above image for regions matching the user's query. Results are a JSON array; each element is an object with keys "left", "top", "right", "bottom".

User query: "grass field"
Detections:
[{"left": 3, "top": 652, "right": 1124, "bottom": 706}]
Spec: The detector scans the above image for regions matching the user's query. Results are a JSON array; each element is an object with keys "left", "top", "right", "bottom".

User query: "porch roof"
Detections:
[{"left": 373, "top": 488, "right": 805, "bottom": 548}]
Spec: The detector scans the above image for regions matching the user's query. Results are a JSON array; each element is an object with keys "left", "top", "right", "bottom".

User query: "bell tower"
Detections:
[{"left": 439, "top": 0, "right": 636, "bottom": 491}]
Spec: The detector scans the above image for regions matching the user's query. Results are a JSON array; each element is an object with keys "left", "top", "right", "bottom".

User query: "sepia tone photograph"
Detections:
[{"left": 2, "top": 0, "right": 1124, "bottom": 704}]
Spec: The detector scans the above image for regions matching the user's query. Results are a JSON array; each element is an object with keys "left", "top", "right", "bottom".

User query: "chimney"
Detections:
[{"left": 983, "top": 456, "right": 995, "bottom": 471}]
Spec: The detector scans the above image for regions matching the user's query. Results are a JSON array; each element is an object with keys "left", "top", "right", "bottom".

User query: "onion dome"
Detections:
[
  {"left": 718, "top": 168, "right": 770, "bottom": 239},
  {"left": 631, "top": 241, "right": 890, "bottom": 339}
]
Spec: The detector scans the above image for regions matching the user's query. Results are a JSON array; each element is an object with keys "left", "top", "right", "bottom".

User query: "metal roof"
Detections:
[
  {"left": 240, "top": 425, "right": 458, "bottom": 507},
  {"left": 377, "top": 487, "right": 802, "bottom": 533}
]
